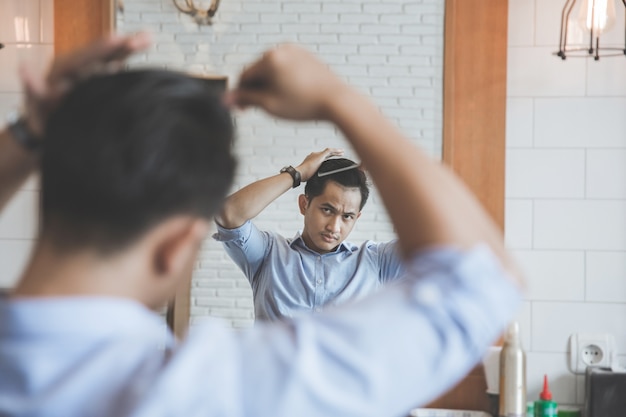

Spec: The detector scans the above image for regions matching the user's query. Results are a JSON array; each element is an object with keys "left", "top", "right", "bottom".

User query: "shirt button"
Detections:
[{"left": 316, "top": 279, "right": 322, "bottom": 285}]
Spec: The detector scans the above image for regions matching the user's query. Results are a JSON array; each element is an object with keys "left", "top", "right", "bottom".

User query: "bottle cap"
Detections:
[
  {"left": 504, "top": 321, "right": 521, "bottom": 345},
  {"left": 540, "top": 374, "right": 552, "bottom": 401}
]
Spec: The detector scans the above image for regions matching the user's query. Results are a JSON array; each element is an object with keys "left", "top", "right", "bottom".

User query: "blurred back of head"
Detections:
[{"left": 41, "top": 70, "right": 236, "bottom": 255}]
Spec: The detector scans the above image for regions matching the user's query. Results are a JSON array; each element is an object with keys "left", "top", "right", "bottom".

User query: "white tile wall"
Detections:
[
  {"left": 512, "top": 250, "right": 585, "bottom": 301},
  {"left": 585, "top": 251, "right": 626, "bottom": 303},
  {"left": 0, "top": 0, "right": 52, "bottom": 288},
  {"left": 534, "top": 98, "right": 626, "bottom": 148},
  {"left": 587, "top": 58, "right": 626, "bottom": 96},
  {"left": 505, "top": 199, "right": 534, "bottom": 249},
  {"left": 508, "top": 47, "right": 587, "bottom": 97},
  {"left": 586, "top": 149, "right": 626, "bottom": 198},
  {"left": 119, "top": 0, "right": 444, "bottom": 328},
  {"left": 508, "top": 0, "right": 626, "bottom": 406},
  {"left": 508, "top": 0, "right": 535, "bottom": 47},
  {"left": 534, "top": 200, "right": 626, "bottom": 250},
  {"left": 506, "top": 149, "right": 585, "bottom": 198},
  {"left": 506, "top": 98, "right": 534, "bottom": 148}
]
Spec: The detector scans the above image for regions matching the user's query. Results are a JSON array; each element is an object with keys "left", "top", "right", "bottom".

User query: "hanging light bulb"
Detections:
[
  {"left": 555, "top": 0, "right": 626, "bottom": 60},
  {"left": 578, "top": 0, "right": 616, "bottom": 36}
]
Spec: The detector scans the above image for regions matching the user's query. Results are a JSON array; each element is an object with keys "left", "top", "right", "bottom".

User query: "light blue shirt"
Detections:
[
  {"left": 0, "top": 245, "right": 521, "bottom": 417},
  {"left": 213, "top": 221, "right": 405, "bottom": 320}
]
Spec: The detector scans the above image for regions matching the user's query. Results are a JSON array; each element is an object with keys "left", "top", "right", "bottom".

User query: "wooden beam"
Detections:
[
  {"left": 428, "top": 0, "right": 508, "bottom": 412},
  {"left": 443, "top": 0, "right": 507, "bottom": 229},
  {"left": 54, "top": 0, "right": 114, "bottom": 55}
]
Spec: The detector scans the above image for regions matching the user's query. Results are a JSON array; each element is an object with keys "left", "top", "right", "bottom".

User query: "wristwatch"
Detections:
[
  {"left": 6, "top": 111, "right": 41, "bottom": 152},
  {"left": 280, "top": 165, "right": 301, "bottom": 188}
]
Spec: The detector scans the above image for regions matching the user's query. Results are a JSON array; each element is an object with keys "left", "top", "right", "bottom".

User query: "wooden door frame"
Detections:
[
  {"left": 55, "top": 2, "right": 508, "bottom": 406},
  {"left": 428, "top": 0, "right": 508, "bottom": 411}
]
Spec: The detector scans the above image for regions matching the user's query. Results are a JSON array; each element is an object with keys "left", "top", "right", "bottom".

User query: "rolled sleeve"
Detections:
[
  {"left": 213, "top": 220, "right": 254, "bottom": 244},
  {"left": 213, "top": 220, "right": 270, "bottom": 283}
]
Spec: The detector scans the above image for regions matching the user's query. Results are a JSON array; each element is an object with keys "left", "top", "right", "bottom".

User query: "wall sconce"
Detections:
[
  {"left": 556, "top": 0, "right": 626, "bottom": 60},
  {"left": 172, "top": 0, "right": 221, "bottom": 25}
]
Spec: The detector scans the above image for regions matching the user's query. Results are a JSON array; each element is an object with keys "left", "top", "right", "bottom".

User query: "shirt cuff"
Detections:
[{"left": 212, "top": 220, "right": 252, "bottom": 243}]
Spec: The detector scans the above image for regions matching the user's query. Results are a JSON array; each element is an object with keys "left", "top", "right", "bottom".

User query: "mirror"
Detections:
[{"left": 115, "top": 0, "right": 446, "bottom": 329}]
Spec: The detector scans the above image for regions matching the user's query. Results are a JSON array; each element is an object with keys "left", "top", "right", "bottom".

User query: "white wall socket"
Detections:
[{"left": 568, "top": 333, "right": 616, "bottom": 374}]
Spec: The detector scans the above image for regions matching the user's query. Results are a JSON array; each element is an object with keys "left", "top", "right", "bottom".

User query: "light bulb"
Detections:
[{"left": 578, "top": 0, "right": 617, "bottom": 35}]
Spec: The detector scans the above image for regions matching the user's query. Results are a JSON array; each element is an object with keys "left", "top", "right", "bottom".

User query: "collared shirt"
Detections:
[
  {"left": 0, "top": 245, "right": 521, "bottom": 417},
  {"left": 213, "top": 221, "right": 406, "bottom": 321}
]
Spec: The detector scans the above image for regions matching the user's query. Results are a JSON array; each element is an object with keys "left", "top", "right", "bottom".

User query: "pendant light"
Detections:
[{"left": 556, "top": 0, "right": 626, "bottom": 60}]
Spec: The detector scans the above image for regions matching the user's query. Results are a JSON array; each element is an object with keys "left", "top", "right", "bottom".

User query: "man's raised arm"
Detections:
[
  {"left": 0, "top": 33, "right": 150, "bottom": 214},
  {"left": 229, "top": 45, "right": 521, "bottom": 285},
  {"left": 215, "top": 147, "right": 343, "bottom": 229}
]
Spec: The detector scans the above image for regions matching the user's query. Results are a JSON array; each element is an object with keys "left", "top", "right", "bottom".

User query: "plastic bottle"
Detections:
[
  {"left": 534, "top": 374, "right": 558, "bottom": 417},
  {"left": 499, "top": 321, "right": 527, "bottom": 417}
]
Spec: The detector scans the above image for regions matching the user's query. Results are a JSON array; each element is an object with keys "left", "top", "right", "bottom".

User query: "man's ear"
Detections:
[
  {"left": 152, "top": 217, "right": 210, "bottom": 279},
  {"left": 298, "top": 194, "right": 309, "bottom": 215}
]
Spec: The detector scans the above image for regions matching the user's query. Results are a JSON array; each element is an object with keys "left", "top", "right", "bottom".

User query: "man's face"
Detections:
[{"left": 298, "top": 181, "right": 362, "bottom": 254}]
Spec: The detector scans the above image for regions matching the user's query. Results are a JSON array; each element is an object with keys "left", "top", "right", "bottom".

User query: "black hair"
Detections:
[
  {"left": 41, "top": 70, "right": 236, "bottom": 254},
  {"left": 304, "top": 158, "right": 369, "bottom": 210}
]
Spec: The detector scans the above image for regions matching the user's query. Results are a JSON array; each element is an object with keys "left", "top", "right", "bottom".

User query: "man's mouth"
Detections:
[{"left": 321, "top": 234, "right": 337, "bottom": 242}]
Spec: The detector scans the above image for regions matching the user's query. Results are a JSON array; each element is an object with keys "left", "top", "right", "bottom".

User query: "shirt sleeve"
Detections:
[
  {"left": 212, "top": 220, "right": 270, "bottom": 284},
  {"left": 135, "top": 244, "right": 522, "bottom": 417},
  {"left": 372, "top": 239, "right": 406, "bottom": 283}
]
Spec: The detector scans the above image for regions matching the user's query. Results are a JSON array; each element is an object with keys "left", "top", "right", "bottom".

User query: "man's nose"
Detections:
[{"left": 326, "top": 216, "right": 341, "bottom": 233}]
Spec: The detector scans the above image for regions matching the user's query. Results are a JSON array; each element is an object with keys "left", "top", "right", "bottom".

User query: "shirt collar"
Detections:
[{"left": 289, "top": 231, "right": 354, "bottom": 253}]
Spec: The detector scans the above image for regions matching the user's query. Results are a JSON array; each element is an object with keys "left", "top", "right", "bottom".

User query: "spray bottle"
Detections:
[{"left": 499, "top": 321, "right": 526, "bottom": 417}]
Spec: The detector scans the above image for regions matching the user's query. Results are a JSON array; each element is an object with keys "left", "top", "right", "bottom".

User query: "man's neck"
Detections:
[{"left": 12, "top": 240, "right": 148, "bottom": 305}]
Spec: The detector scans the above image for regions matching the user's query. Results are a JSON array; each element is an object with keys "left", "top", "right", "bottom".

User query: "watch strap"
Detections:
[{"left": 280, "top": 165, "right": 301, "bottom": 188}]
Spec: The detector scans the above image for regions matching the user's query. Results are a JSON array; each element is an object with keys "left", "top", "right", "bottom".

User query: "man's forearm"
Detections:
[
  {"left": 215, "top": 172, "right": 294, "bottom": 229},
  {"left": 0, "top": 128, "right": 38, "bottom": 212}
]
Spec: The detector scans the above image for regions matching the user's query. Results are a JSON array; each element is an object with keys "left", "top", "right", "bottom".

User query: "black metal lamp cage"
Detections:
[{"left": 556, "top": 0, "right": 626, "bottom": 60}]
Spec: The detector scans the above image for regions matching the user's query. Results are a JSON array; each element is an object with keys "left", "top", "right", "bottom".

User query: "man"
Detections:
[
  {"left": 0, "top": 36, "right": 522, "bottom": 417},
  {"left": 214, "top": 150, "right": 405, "bottom": 321}
]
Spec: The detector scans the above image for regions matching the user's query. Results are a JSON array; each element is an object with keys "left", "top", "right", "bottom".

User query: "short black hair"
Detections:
[
  {"left": 304, "top": 158, "right": 369, "bottom": 210},
  {"left": 41, "top": 70, "right": 236, "bottom": 254}
]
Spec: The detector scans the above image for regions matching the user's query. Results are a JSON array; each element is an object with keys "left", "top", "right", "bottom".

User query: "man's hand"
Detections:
[
  {"left": 296, "top": 148, "right": 343, "bottom": 182},
  {"left": 227, "top": 44, "right": 354, "bottom": 121},
  {"left": 20, "top": 32, "right": 151, "bottom": 138}
]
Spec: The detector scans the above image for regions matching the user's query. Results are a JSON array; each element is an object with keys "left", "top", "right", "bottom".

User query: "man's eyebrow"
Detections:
[{"left": 320, "top": 202, "right": 357, "bottom": 216}]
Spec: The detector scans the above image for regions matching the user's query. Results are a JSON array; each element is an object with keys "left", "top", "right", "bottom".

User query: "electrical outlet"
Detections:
[{"left": 568, "top": 333, "right": 616, "bottom": 374}]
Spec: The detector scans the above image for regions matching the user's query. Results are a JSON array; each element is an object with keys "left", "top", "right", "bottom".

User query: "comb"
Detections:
[{"left": 317, "top": 163, "right": 361, "bottom": 177}]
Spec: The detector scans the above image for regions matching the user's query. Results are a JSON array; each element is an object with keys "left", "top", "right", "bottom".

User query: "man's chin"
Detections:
[{"left": 316, "top": 240, "right": 340, "bottom": 252}]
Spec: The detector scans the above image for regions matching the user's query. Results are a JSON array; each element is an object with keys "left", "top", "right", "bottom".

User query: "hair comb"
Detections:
[{"left": 317, "top": 162, "right": 361, "bottom": 177}]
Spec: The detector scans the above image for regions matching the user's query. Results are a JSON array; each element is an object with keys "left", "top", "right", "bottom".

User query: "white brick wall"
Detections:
[
  {"left": 0, "top": 0, "right": 53, "bottom": 287},
  {"left": 507, "top": 0, "right": 626, "bottom": 407},
  {"left": 119, "top": 0, "right": 445, "bottom": 328}
]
